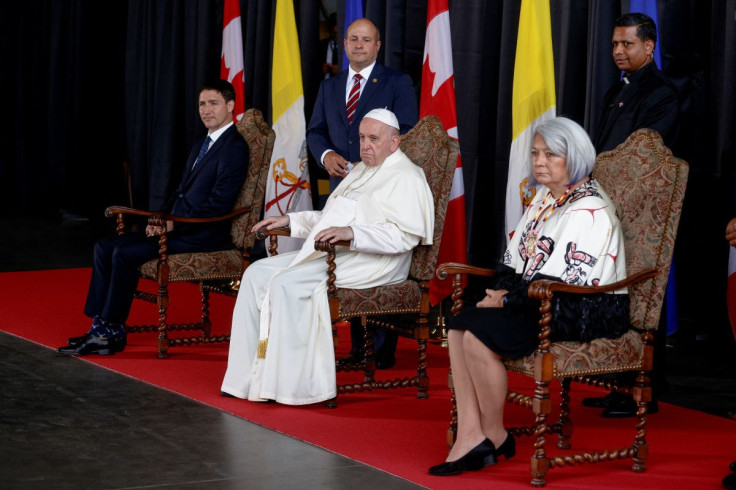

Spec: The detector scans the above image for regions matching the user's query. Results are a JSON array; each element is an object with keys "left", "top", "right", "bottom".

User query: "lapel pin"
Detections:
[
  {"left": 372, "top": 78, "right": 378, "bottom": 83},
  {"left": 618, "top": 101, "right": 624, "bottom": 107}
]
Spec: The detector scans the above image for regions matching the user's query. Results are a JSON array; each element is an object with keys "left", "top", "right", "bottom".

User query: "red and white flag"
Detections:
[
  {"left": 220, "top": 0, "right": 245, "bottom": 122},
  {"left": 420, "top": 0, "right": 468, "bottom": 305}
]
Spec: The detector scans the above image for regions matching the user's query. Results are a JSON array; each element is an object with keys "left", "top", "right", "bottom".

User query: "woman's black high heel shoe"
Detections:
[
  {"left": 428, "top": 438, "right": 496, "bottom": 476},
  {"left": 495, "top": 432, "right": 516, "bottom": 460}
]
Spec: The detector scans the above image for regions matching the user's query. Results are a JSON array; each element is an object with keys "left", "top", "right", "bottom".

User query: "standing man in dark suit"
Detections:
[
  {"left": 306, "top": 17, "right": 418, "bottom": 369},
  {"left": 307, "top": 17, "right": 418, "bottom": 191},
  {"left": 592, "top": 13, "right": 679, "bottom": 153},
  {"left": 585, "top": 13, "right": 679, "bottom": 417},
  {"left": 59, "top": 79, "right": 250, "bottom": 356}
]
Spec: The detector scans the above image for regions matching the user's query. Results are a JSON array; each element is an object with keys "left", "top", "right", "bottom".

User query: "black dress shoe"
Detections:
[
  {"left": 724, "top": 472, "right": 736, "bottom": 490},
  {"left": 582, "top": 391, "right": 627, "bottom": 408},
  {"left": 429, "top": 439, "right": 496, "bottom": 476},
  {"left": 729, "top": 460, "right": 736, "bottom": 473},
  {"left": 68, "top": 332, "right": 127, "bottom": 349},
  {"left": 336, "top": 349, "right": 363, "bottom": 367},
  {"left": 67, "top": 332, "right": 91, "bottom": 346},
  {"left": 729, "top": 410, "right": 736, "bottom": 421},
  {"left": 375, "top": 350, "right": 395, "bottom": 370},
  {"left": 494, "top": 432, "right": 516, "bottom": 460},
  {"left": 58, "top": 336, "right": 124, "bottom": 356},
  {"left": 602, "top": 398, "right": 658, "bottom": 418}
]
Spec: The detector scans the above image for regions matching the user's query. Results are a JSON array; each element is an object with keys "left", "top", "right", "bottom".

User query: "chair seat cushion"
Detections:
[
  {"left": 336, "top": 280, "right": 422, "bottom": 318},
  {"left": 503, "top": 329, "right": 644, "bottom": 378},
  {"left": 139, "top": 249, "right": 244, "bottom": 282}
]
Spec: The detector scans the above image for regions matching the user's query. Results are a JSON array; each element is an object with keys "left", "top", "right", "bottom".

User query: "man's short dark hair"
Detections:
[
  {"left": 614, "top": 12, "right": 657, "bottom": 44},
  {"left": 199, "top": 79, "right": 236, "bottom": 104}
]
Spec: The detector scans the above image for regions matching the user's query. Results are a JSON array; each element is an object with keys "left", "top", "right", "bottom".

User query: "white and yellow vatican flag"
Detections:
[
  {"left": 264, "top": 0, "right": 312, "bottom": 253},
  {"left": 504, "top": 0, "right": 556, "bottom": 240}
]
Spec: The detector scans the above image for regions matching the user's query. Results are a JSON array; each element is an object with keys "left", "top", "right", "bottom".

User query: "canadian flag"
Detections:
[
  {"left": 420, "top": 0, "right": 468, "bottom": 305},
  {"left": 220, "top": 0, "right": 245, "bottom": 122}
]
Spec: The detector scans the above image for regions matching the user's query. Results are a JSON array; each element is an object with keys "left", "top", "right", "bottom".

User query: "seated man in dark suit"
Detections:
[
  {"left": 306, "top": 17, "right": 418, "bottom": 369},
  {"left": 59, "top": 79, "right": 250, "bottom": 356}
]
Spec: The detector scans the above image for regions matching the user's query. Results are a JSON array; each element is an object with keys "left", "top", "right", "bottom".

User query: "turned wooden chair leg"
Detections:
[{"left": 557, "top": 378, "right": 573, "bottom": 449}]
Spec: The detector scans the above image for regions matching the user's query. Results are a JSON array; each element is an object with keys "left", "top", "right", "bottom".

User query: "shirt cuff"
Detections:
[{"left": 320, "top": 149, "right": 334, "bottom": 167}]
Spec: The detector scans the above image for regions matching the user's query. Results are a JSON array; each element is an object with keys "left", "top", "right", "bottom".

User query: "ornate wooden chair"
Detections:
[
  {"left": 105, "top": 108, "right": 275, "bottom": 358},
  {"left": 259, "top": 115, "right": 459, "bottom": 407},
  {"left": 436, "top": 129, "right": 688, "bottom": 486}
]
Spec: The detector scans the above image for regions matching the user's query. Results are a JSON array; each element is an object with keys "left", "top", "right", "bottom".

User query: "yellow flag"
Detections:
[
  {"left": 265, "top": 0, "right": 312, "bottom": 253},
  {"left": 505, "top": 0, "right": 556, "bottom": 239}
]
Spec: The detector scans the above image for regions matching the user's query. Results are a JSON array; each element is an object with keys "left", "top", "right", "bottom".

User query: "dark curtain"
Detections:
[
  {"left": 2, "top": 0, "right": 735, "bottom": 340},
  {"left": 1, "top": 0, "right": 128, "bottom": 219}
]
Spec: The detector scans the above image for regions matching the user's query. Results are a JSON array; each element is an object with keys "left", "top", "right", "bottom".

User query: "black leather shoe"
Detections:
[
  {"left": 57, "top": 336, "right": 124, "bottom": 356},
  {"left": 724, "top": 472, "right": 736, "bottom": 490},
  {"left": 494, "top": 432, "right": 516, "bottom": 460},
  {"left": 67, "top": 332, "right": 91, "bottom": 347},
  {"left": 68, "top": 332, "right": 127, "bottom": 349},
  {"left": 729, "top": 460, "right": 736, "bottom": 473},
  {"left": 602, "top": 398, "right": 658, "bottom": 418},
  {"left": 582, "top": 392, "right": 627, "bottom": 408},
  {"left": 429, "top": 439, "right": 496, "bottom": 476},
  {"left": 336, "top": 349, "right": 363, "bottom": 367},
  {"left": 729, "top": 410, "right": 736, "bottom": 421},
  {"left": 375, "top": 350, "right": 395, "bottom": 370}
]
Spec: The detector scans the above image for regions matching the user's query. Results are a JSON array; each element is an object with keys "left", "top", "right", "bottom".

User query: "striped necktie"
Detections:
[
  {"left": 192, "top": 136, "right": 211, "bottom": 169},
  {"left": 346, "top": 74, "right": 363, "bottom": 124}
]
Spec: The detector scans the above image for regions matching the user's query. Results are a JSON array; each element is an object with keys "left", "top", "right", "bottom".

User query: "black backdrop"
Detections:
[{"left": 2, "top": 0, "right": 735, "bottom": 340}]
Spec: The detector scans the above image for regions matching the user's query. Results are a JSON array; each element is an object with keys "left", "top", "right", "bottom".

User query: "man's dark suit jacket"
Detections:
[
  {"left": 593, "top": 62, "right": 679, "bottom": 153},
  {"left": 84, "top": 123, "right": 249, "bottom": 324},
  {"left": 163, "top": 123, "right": 250, "bottom": 250},
  {"left": 306, "top": 63, "right": 418, "bottom": 187}
]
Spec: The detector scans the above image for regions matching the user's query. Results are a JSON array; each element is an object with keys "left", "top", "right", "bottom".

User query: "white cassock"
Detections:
[{"left": 221, "top": 148, "right": 434, "bottom": 405}]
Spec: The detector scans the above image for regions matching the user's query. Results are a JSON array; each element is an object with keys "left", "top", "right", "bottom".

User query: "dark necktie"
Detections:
[
  {"left": 193, "top": 136, "right": 211, "bottom": 170},
  {"left": 346, "top": 74, "right": 363, "bottom": 124}
]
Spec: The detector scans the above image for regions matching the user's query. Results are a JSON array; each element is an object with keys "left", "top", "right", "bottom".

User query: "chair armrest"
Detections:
[
  {"left": 254, "top": 227, "right": 291, "bottom": 256},
  {"left": 526, "top": 268, "right": 658, "bottom": 301},
  {"left": 435, "top": 262, "right": 497, "bottom": 316},
  {"left": 105, "top": 205, "right": 250, "bottom": 224},
  {"left": 314, "top": 240, "right": 350, "bottom": 252},
  {"left": 104, "top": 205, "right": 251, "bottom": 258}
]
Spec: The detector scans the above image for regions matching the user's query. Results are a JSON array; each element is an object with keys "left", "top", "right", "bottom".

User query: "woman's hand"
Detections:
[{"left": 476, "top": 288, "right": 508, "bottom": 308}]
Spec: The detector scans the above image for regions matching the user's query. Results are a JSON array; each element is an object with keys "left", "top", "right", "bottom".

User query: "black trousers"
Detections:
[{"left": 83, "top": 232, "right": 224, "bottom": 324}]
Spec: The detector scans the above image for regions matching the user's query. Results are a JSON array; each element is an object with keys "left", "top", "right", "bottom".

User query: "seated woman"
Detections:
[{"left": 429, "top": 117, "right": 630, "bottom": 477}]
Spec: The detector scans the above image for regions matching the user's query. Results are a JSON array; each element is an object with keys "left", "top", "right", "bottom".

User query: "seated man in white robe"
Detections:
[{"left": 221, "top": 109, "right": 435, "bottom": 405}]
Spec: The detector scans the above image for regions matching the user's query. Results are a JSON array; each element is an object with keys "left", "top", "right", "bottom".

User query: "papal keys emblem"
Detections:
[{"left": 265, "top": 141, "right": 311, "bottom": 215}]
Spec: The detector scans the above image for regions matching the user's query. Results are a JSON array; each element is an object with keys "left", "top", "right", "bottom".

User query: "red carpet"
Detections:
[{"left": 1, "top": 268, "right": 732, "bottom": 489}]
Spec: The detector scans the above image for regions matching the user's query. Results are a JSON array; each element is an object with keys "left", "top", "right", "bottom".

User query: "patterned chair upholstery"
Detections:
[
  {"left": 105, "top": 108, "right": 275, "bottom": 358},
  {"left": 320, "top": 115, "right": 458, "bottom": 407},
  {"left": 259, "top": 115, "right": 459, "bottom": 406},
  {"left": 436, "top": 129, "right": 688, "bottom": 486}
]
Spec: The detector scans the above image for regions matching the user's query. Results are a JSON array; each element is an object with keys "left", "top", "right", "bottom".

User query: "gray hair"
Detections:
[{"left": 530, "top": 117, "right": 596, "bottom": 186}]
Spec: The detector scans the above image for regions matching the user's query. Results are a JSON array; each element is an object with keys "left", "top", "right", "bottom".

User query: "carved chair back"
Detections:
[
  {"left": 592, "top": 129, "right": 688, "bottom": 330},
  {"left": 399, "top": 115, "right": 460, "bottom": 282},
  {"left": 231, "top": 108, "right": 276, "bottom": 252}
]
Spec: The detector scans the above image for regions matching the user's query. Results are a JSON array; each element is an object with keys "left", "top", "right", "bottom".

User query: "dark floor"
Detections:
[
  {"left": 0, "top": 214, "right": 423, "bottom": 490},
  {"left": 1, "top": 214, "right": 735, "bottom": 489}
]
